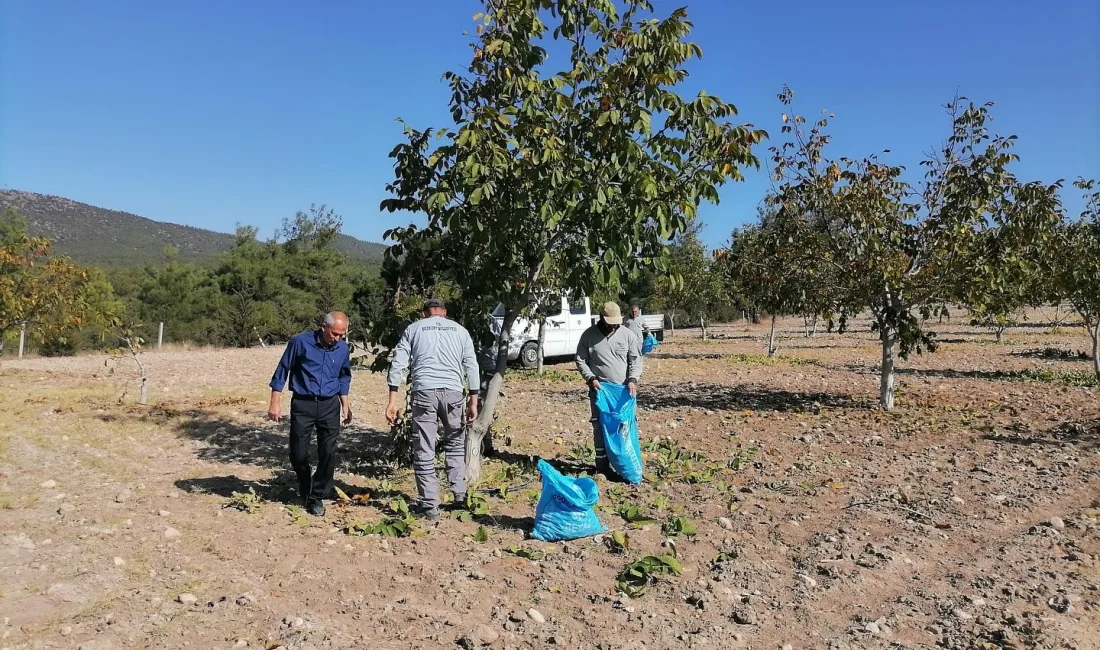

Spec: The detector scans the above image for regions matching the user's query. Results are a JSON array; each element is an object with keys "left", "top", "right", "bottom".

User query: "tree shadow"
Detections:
[
  {"left": 891, "top": 367, "right": 1095, "bottom": 385},
  {"left": 639, "top": 383, "right": 866, "bottom": 413},
  {"left": 110, "top": 404, "right": 402, "bottom": 480},
  {"left": 172, "top": 414, "right": 399, "bottom": 479},
  {"left": 982, "top": 420, "right": 1099, "bottom": 451},
  {"left": 700, "top": 333, "right": 757, "bottom": 341},
  {"left": 1011, "top": 347, "right": 1092, "bottom": 361},
  {"left": 174, "top": 472, "right": 369, "bottom": 505},
  {"left": 648, "top": 352, "right": 727, "bottom": 361},
  {"left": 476, "top": 450, "right": 594, "bottom": 486},
  {"left": 474, "top": 513, "right": 537, "bottom": 533}
]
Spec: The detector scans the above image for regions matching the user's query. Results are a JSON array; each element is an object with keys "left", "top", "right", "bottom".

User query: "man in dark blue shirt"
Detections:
[{"left": 267, "top": 311, "right": 353, "bottom": 517}]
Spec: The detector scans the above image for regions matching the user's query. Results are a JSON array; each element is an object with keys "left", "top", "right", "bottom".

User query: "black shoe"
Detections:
[
  {"left": 412, "top": 503, "right": 440, "bottom": 521},
  {"left": 306, "top": 500, "right": 325, "bottom": 517},
  {"left": 451, "top": 493, "right": 467, "bottom": 509}
]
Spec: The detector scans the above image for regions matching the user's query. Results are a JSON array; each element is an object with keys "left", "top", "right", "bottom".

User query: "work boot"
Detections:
[
  {"left": 451, "top": 492, "right": 468, "bottom": 509},
  {"left": 412, "top": 502, "right": 440, "bottom": 521},
  {"left": 595, "top": 459, "right": 623, "bottom": 483},
  {"left": 306, "top": 500, "right": 325, "bottom": 517}
]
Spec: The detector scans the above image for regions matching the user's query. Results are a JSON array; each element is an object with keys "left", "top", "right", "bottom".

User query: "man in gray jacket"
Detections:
[
  {"left": 576, "top": 302, "right": 643, "bottom": 478},
  {"left": 623, "top": 305, "right": 649, "bottom": 340},
  {"left": 386, "top": 298, "right": 480, "bottom": 520}
]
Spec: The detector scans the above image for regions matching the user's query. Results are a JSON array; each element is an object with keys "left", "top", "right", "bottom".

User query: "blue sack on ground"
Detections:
[
  {"left": 595, "top": 383, "right": 644, "bottom": 484},
  {"left": 641, "top": 333, "right": 659, "bottom": 355},
  {"left": 531, "top": 459, "right": 606, "bottom": 542}
]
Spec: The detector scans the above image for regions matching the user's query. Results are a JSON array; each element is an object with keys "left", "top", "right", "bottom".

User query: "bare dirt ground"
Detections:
[{"left": 1, "top": 316, "right": 1098, "bottom": 650}]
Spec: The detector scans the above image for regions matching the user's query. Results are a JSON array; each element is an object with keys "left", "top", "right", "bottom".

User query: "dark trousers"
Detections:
[
  {"left": 589, "top": 387, "right": 607, "bottom": 466},
  {"left": 289, "top": 395, "right": 341, "bottom": 504}
]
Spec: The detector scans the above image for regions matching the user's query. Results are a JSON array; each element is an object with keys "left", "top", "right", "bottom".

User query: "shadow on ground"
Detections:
[
  {"left": 174, "top": 415, "right": 399, "bottom": 479},
  {"left": 1010, "top": 347, "right": 1092, "bottom": 361},
  {"left": 836, "top": 365, "right": 1095, "bottom": 387},
  {"left": 174, "top": 472, "right": 368, "bottom": 505},
  {"left": 639, "top": 382, "right": 865, "bottom": 412},
  {"left": 983, "top": 419, "right": 1100, "bottom": 451},
  {"left": 475, "top": 513, "right": 536, "bottom": 533},
  {"left": 103, "top": 403, "right": 402, "bottom": 480},
  {"left": 648, "top": 352, "right": 728, "bottom": 361}
]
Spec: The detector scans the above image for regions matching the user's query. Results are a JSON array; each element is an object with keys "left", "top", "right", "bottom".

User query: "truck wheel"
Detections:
[{"left": 519, "top": 342, "right": 539, "bottom": 369}]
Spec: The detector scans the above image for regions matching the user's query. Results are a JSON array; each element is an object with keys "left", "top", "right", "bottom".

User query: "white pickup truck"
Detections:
[{"left": 489, "top": 295, "right": 664, "bottom": 369}]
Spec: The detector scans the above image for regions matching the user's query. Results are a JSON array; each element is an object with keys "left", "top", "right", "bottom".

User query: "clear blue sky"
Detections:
[{"left": 2, "top": 0, "right": 1097, "bottom": 249}]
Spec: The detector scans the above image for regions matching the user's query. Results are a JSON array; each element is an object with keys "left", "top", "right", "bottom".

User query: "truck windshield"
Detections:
[{"left": 537, "top": 296, "right": 563, "bottom": 317}]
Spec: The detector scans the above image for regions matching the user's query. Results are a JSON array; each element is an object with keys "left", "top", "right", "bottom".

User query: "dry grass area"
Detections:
[{"left": 0, "top": 316, "right": 1098, "bottom": 650}]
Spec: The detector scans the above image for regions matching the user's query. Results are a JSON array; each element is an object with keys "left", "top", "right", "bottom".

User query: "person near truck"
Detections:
[
  {"left": 385, "top": 298, "right": 480, "bottom": 520},
  {"left": 575, "top": 302, "right": 643, "bottom": 477},
  {"left": 623, "top": 305, "right": 649, "bottom": 340},
  {"left": 267, "top": 311, "right": 353, "bottom": 518}
]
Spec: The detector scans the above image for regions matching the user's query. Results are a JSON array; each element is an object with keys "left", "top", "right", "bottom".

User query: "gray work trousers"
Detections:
[{"left": 411, "top": 389, "right": 467, "bottom": 509}]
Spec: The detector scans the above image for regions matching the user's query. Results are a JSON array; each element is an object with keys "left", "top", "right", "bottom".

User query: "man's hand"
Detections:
[
  {"left": 385, "top": 395, "right": 399, "bottom": 425},
  {"left": 467, "top": 396, "right": 479, "bottom": 424},
  {"left": 340, "top": 396, "right": 353, "bottom": 426},
  {"left": 267, "top": 393, "right": 282, "bottom": 422},
  {"left": 589, "top": 379, "right": 602, "bottom": 392},
  {"left": 627, "top": 381, "right": 638, "bottom": 397}
]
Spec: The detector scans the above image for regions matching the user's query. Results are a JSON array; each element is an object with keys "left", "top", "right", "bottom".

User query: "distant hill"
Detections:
[{"left": 0, "top": 190, "right": 387, "bottom": 268}]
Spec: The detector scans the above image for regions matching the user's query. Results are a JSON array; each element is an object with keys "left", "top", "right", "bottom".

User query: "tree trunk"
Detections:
[
  {"left": 139, "top": 377, "right": 148, "bottom": 405},
  {"left": 536, "top": 317, "right": 546, "bottom": 374},
  {"left": 751, "top": 307, "right": 760, "bottom": 324},
  {"left": 466, "top": 310, "right": 517, "bottom": 487},
  {"left": 767, "top": 313, "right": 779, "bottom": 357},
  {"left": 699, "top": 315, "right": 706, "bottom": 341},
  {"left": 669, "top": 313, "right": 675, "bottom": 336},
  {"left": 1091, "top": 321, "right": 1099, "bottom": 379},
  {"left": 809, "top": 314, "right": 819, "bottom": 338},
  {"left": 879, "top": 325, "right": 897, "bottom": 411},
  {"left": 995, "top": 325, "right": 1004, "bottom": 343}
]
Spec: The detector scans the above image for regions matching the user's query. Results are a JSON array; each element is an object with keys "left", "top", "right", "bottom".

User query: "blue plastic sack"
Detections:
[
  {"left": 641, "top": 333, "right": 659, "bottom": 355},
  {"left": 531, "top": 460, "right": 606, "bottom": 542},
  {"left": 595, "top": 383, "right": 644, "bottom": 484}
]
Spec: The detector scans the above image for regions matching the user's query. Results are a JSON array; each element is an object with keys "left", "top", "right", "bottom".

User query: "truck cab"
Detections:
[
  {"left": 489, "top": 295, "right": 664, "bottom": 369},
  {"left": 488, "top": 294, "right": 595, "bottom": 368}
]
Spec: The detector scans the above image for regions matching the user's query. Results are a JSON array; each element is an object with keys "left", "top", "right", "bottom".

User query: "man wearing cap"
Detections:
[
  {"left": 575, "top": 302, "right": 643, "bottom": 477},
  {"left": 623, "top": 305, "right": 649, "bottom": 340},
  {"left": 267, "top": 311, "right": 353, "bottom": 517},
  {"left": 385, "top": 299, "right": 480, "bottom": 520}
]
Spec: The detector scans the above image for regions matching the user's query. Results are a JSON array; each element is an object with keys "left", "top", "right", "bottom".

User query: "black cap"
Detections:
[{"left": 423, "top": 298, "right": 446, "bottom": 310}]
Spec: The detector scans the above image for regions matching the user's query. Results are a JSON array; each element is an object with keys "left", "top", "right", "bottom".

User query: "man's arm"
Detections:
[
  {"left": 339, "top": 347, "right": 353, "bottom": 425},
  {"left": 267, "top": 339, "right": 297, "bottom": 421},
  {"left": 626, "top": 331, "right": 643, "bottom": 395},
  {"left": 462, "top": 332, "right": 480, "bottom": 393},
  {"left": 385, "top": 329, "right": 412, "bottom": 424},
  {"left": 575, "top": 330, "right": 598, "bottom": 388}
]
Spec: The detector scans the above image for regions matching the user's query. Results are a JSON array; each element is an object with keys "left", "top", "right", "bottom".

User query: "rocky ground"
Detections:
[{"left": 1, "top": 316, "right": 1097, "bottom": 650}]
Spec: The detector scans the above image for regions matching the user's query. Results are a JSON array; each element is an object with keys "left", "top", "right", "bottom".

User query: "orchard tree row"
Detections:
[
  {"left": 714, "top": 88, "right": 1099, "bottom": 408},
  {"left": 364, "top": 0, "right": 1098, "bottom": 489}
]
